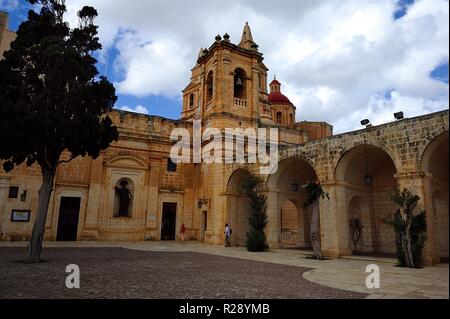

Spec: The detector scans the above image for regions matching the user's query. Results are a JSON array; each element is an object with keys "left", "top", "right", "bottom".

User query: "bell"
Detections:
[{"left": 235, "top": 77, "right": 244, "bottom": 87}]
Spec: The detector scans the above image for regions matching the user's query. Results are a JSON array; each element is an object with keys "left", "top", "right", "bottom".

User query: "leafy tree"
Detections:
[
  {"left": 242, "top": 174, "right": 269, "bottom": 252},
  {"left": 0, "top": 0, "right": 118, "bottom": 263},
  {"left": 384, "top": 188, "right": 427, "bottom": 268},
  {"left": 349, "top": 217, "right": 364, "bottom": 254},
  {"left": 303, "top": 182, "right": 329, "bottom": 260}
]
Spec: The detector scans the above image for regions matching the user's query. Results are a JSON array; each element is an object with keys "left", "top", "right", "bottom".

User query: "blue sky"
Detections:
[{"left": 1, "top": 0, "right": 449, "bottom": 132}]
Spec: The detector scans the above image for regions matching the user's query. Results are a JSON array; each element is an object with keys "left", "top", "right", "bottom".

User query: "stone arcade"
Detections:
[{"left": 0, "top": 21, "right": 448, "bottom": 266}]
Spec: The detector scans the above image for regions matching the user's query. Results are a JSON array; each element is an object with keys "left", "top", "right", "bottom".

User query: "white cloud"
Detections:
[
  {"left": 112, "top": 30, "right": 190, "bottom": 97},
  {"left": 119, "top": 104, "right": 149, "bottom": 115},
  {"left": 61, "top": 0, "right": 448, "bottom": 133}
]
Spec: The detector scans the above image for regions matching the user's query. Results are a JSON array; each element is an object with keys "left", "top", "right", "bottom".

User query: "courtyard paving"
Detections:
[{"left": 0, "top": 241, "right": 448, "bottom": 299}]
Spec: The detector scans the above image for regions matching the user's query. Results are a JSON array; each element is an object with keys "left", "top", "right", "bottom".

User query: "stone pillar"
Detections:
[
  {"left": 211, "top": 185, "right": 228, "bottom": 245},
  {"left": 145, "top": 159, "right": 161, "bottom": 240},
  {"left": 420, "top": 174, "right": 441, "bottom": 265},
  {"left": 252, "top": 64, "right": 260, "bottom": 120},
  {"left": 81, "top": 156, "right": 104, "bottom": 240},
  {"left": 334, "top": 183, "right": 352, "bottom": 256},
  {"left": 266, "top": 190, "right": 279, "bottom": 249},
  {"left": 319, "top": 184, "right": 341, "bottom": 258},
  {"left": 0, "top": 176, "right": 10, "bottom": 240}
]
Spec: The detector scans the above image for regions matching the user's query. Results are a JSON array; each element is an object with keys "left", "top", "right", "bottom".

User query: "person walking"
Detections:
[
  {"left": 224, "top": 223, "right": 232, "bottom": 247},
  {"left": 179, "top": 223, "right": 186, "bottom": 244}
]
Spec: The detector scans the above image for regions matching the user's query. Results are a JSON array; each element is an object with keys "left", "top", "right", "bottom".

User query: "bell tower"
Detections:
[{"left": 181, "top": 23, "right": 272, "bottom": 127}]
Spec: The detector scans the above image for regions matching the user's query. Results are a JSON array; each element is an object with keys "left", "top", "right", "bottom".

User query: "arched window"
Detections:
[
  {"left": 234, "top": 68, "right": 246, "bottom": 99},
  {"left": 276, "top": 112, "right": 283, "bottom": 124},
  {"left": 113, "top": 178, "right": 134, "bottom": 218},
  {"left": 189, "top": 93, "right": 195, "bottom": 109},
  {"left": 206, "top": 71, "right": 214, "bottom": 102},
  {"left": 290, "top": 114, "right": 294, "bottom": 125}
]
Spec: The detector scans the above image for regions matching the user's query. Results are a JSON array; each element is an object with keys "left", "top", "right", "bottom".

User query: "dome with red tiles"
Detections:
[
  {"left": 268, "top": 91, "right": 292, "bottom": 104},
  {"left": 268, "top": 78, "right": 292, "bottom": 104}
]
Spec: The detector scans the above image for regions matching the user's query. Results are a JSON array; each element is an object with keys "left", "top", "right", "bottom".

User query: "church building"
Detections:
[{"left": 0, "top": 20, "right": 448, "bottom": 266}]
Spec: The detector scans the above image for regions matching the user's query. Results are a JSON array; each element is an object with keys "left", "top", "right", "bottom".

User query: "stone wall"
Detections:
[{"left": 0, "top": 109, "right": 448, "bottom": 266}]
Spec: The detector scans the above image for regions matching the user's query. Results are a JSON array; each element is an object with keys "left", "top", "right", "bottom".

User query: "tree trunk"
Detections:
[
  {"left": 25, "top": 167, "right": 56, "bottom": 264},
  {"left": 403, "top": 222, "right": 415, "bottom": 268},
  {"left": 310, "top": 200, "right": 324, "bottom": 260}
]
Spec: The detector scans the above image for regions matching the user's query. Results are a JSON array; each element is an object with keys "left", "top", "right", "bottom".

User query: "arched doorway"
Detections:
[
  {"left": 267, "top": 157, "right": 317, "bottom": 249},
  {"left": 226, "top": 169, "right": 251, "bottom": 246},
  {"left": 336, "top": 144, "right": 398, "bottom": 256},
  {"left": 113, "top": 178, "right": 134, "bottom": 218},
  {"left": 422, "top": 132, "right": 449, "bottom": 262},
  {"left": 347, "top": 195, "right": 373, "bottom": 253}
]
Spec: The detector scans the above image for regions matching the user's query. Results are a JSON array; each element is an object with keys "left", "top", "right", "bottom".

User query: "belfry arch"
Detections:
[
  {"left": 335, "top": 144, "right": 398, "bottom": 256},
  {"left": 233, "top": 68, "right": 247, "bottom": 100}
]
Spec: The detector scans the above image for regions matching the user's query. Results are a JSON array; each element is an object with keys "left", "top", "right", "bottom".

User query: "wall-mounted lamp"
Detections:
[
  {"left": 363, "top": 145, "right": 373, "bottom": 186},
  {"left": 291, "top": 158, "right": 300, "bottom": 192},
  {"left": 361, "top": 119, "right": 370, "bottom": 126},
  {"left": 364, "top": 175, "right": 373, "bottom": 186},
  {"left": 394, "top": 112, "right": 404, "bottom": 120},
  {"left": 361, "top": 119, "right": 373, "bottom": 129}
]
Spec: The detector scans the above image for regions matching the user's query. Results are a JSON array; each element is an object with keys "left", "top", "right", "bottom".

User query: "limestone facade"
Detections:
[
  {"left": 0, "top": 22, "right": 448, "bottom": 266},
  {"left": 0, "top": 12, "right": 16, "bottom": 58}
]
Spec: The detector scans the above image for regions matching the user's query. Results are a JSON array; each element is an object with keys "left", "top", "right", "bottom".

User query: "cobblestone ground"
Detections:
[{"left": 0, "top": 247, "right": 366, "bottom": 299}]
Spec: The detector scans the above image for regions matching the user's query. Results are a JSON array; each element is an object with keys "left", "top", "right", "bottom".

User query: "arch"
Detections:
[
  {"left": 189, "top": 93, "right": 195, "bottom": 108},
  {"left": 226, "top": 168, "right": 252, "bottom": 194},
  {"left": 206, "top": 71, "right": 214, "bottom": 102},
  {"left": 421, "top": 131, "right": 449, "bottom": 261},
  {"left": 421, "top": 131, "right": 449, "bottom": 175},
  {"left": 234, "top": 68, "right": 247, "bottom": 100},
  {"left": 265, "top": 157, "right": 317, "bottom": 249},
  {"left": 347, "top": 195, "right": 373, "bottom": 254},
  {"left": 226, "top": 169, "right": 252, "bottom": 246},
  {"left": 266, "top": 156, "right": 318, "bottom": 191},
  {"left": 107, "top": 155, "right": 148, "bottom": 170},
  {"left": 335, "top": 144, "right": 398, "bottom": 185},
  {"left": 113, "top": 177, "right": 134, "bottom": 218},
  {"left": 418, "top": 128, "right": 449, "bottom": 170},
  {"left": 276, "top": 111, "right": 283, "bottom": 125},
  {"left": 335, "top": 144, "right": 398, "bottom": 256}
]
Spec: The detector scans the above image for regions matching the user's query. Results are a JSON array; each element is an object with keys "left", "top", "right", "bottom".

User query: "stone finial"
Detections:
[
  {"left": 215, "top": 34, "right": 222, "bottom": 42},
  {"left": 223, "top": 33, "right": 230, "bottom": 42},
  {"left": 238, "top": 22, "right": 258, "bottom": 51}
]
